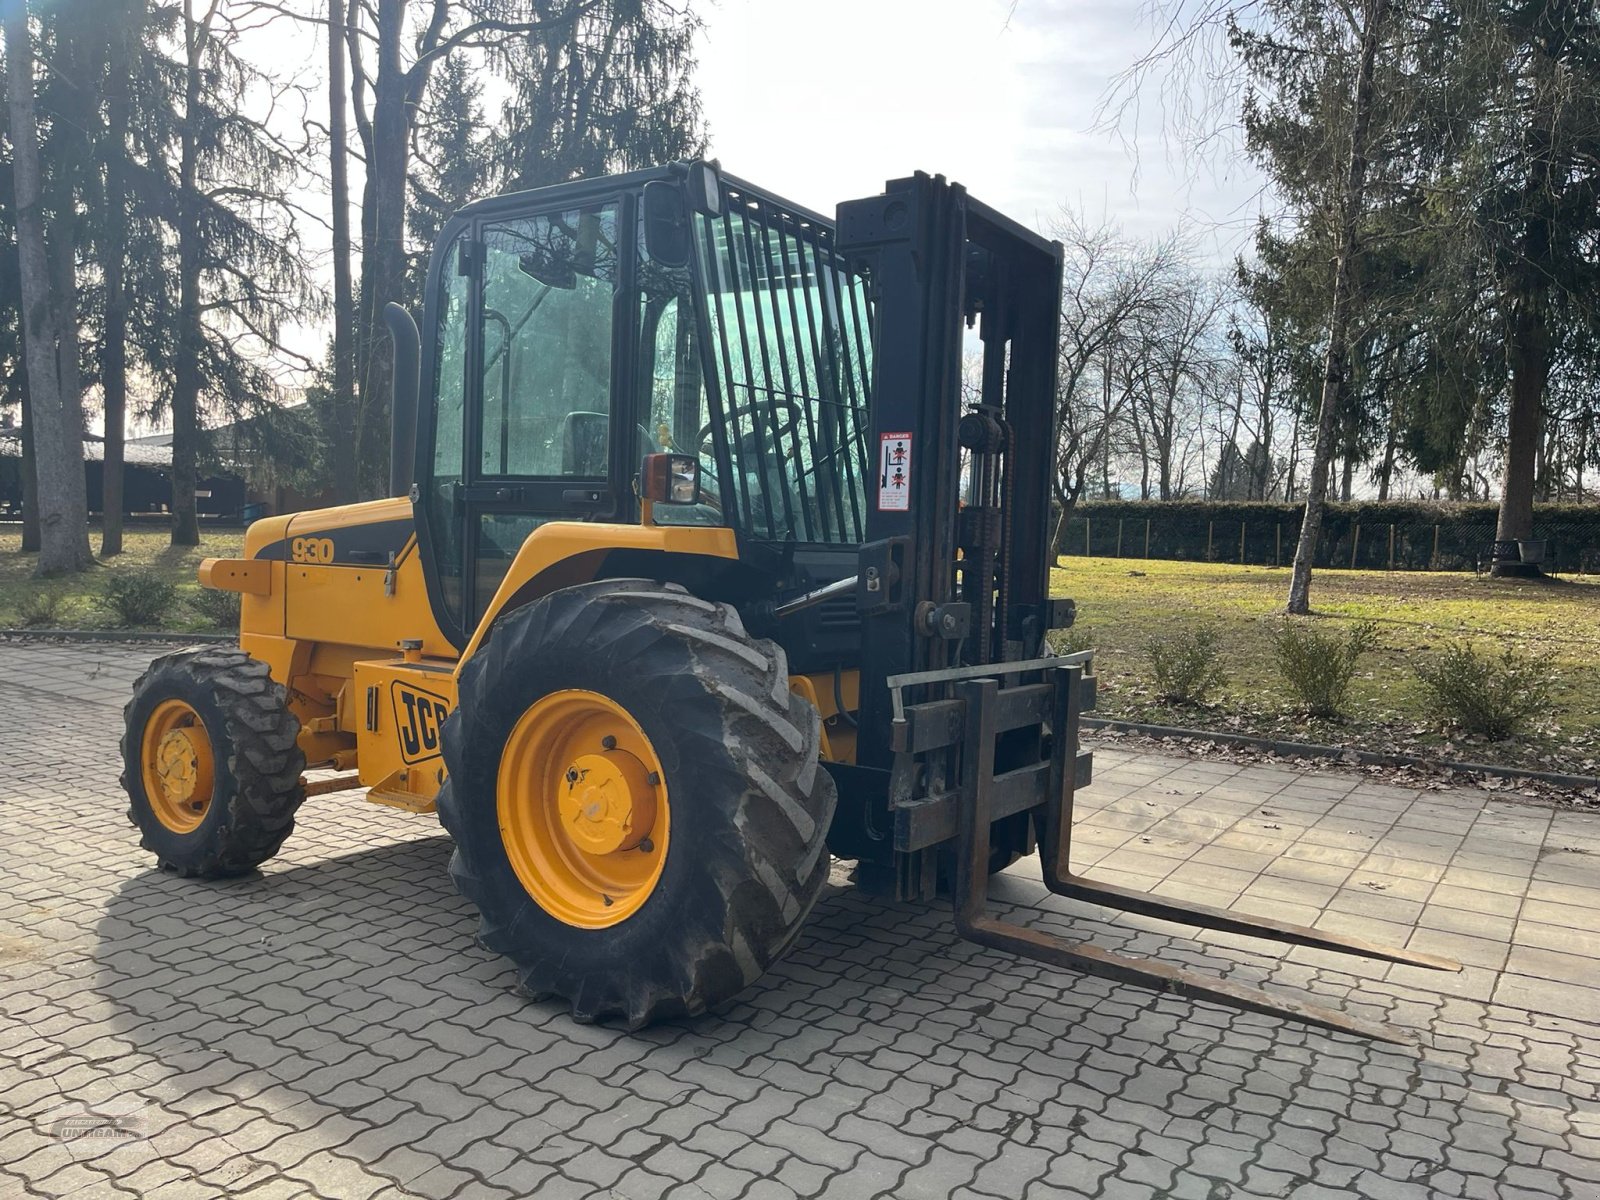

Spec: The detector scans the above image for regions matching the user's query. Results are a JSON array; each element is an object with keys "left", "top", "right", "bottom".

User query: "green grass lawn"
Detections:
[
  {"left": 0, "top": 525, "right": 243, "bottom": 633},
  {"left": 4, "top": 526, "right": 1595, "bottom": 775},
  {"left": 1051, "top": 556, "right": 1600, "bottom": 775}
]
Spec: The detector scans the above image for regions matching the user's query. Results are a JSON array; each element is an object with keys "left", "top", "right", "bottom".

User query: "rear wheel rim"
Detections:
[
  {"left": 498, "top": 689, "right": 670, "bottom": 928},
  {"left": 140, "top": 699, "right": 215, "bottom": 833}
]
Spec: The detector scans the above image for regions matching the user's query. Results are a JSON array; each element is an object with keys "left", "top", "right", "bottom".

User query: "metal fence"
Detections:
[{"left": 1059, "top": 509, "right": 1600, "bottom": 574}]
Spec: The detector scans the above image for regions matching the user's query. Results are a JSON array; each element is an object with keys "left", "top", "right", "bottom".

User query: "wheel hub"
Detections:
[
  {"left": 497, "top": 689, "right": 671, "bottom": 928},
  {"left": 155, "top": 728, "right": 204, "bottom": 806},
  {"left": 558, "top": 752, "right": 656, "bottom": 855},
  {"left": 139, "top": 699, "right": 215, "bottom": 834}
]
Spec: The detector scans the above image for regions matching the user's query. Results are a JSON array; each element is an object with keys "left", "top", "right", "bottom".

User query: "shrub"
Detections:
[
  {"left": 103, "top": 572, "right": 178, "bottom": 628},
  {"left": 1414, "top": 643, "right": 1554, "bottom": 740},
  {"left": 14, "top": 591, "right": 67, "bottom": 629},
  {"left": 1144, "top": 625, "right": 1225, "bottom": 705},
  {"left": 1271, "top": 619, "right": 1379, "bottom": 718},
  {"left": 190, "top": 586, "right": 242, "bottom": 630},
  {"left": 1056, "top": 625, "right": 1096, "bottom": 656}
]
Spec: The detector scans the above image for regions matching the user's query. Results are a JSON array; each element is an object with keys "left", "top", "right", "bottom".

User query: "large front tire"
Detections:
[{"left": 437, "top": 581, "right": 836, "bottom": 1028}]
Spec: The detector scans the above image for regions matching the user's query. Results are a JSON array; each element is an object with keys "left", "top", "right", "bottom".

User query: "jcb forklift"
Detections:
[{"left": 122, "top": 161, "right": 1455, "bottom": 1038}]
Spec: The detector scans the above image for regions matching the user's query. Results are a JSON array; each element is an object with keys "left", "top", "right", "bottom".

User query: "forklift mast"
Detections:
[
  {"left": 829, "top": 175, "right": 1458, "bottom": 1039},
  {"left": 840, "top": 173, "right": 1067, "bottom": 764}
]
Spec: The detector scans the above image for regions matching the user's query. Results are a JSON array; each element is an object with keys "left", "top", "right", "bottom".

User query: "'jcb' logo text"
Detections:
[{"left": 391, "top": 681, "right": 452, "bottom": 764}]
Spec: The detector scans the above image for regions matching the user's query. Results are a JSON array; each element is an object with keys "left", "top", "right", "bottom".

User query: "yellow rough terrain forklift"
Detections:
[{"left": 121, "top": 162, "right": 1456, "bottom": 1038}]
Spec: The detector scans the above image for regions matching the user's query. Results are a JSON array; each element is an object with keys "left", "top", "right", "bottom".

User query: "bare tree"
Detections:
[
  {"left": 1130, "top": 267, "right": 1225, "bottom": 500},
  {"left": 1049, "top": 210, "right": 1181, "bottom": 557},
  {"left": 165, "top": 0, "right": 321, "bottom": 545},
  {"left": 98, "top": 0, "right": 142, "bottom": 555},
  {"left": 328, "top": 0, "right": 358, "bottom": 503},
  {"left": 1286, "top": 0, "right": 1391, "bottom": 613}
]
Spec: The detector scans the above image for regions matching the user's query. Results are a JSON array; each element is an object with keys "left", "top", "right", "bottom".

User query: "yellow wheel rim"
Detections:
[
  {"left": 140, "top": 699, "right": 216, "bottom": 834},
  {"left": 498, "top": 689, "right": 670, "bottom": 928}
]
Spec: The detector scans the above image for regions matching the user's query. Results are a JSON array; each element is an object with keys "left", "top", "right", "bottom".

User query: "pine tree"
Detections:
[
  {"left": 1454, "top": 1, "right": 1600, "bottom": 572},
  {"left": 496, "top": 0, "right": 704, "bottom": 191},
  {"left": 158, "top": 0, "right": 321, "bottom": 545}
]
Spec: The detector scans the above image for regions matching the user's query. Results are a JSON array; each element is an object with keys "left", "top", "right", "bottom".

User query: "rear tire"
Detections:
[
  {"left": 120, "top": 647, "right": 306, "bottom": 878},
  {"left": 438, "top": 580, "right": 836, "bottom": 1028}
]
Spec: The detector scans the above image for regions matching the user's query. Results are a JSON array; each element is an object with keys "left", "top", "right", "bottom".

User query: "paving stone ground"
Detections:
[{"left": 1, "top": 640, "right": 1597, "bottom": 1200}]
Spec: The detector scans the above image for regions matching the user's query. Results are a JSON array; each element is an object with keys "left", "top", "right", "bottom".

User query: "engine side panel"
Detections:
[{"left": 352, "top": 656, "right": 459, "bottom": 813}]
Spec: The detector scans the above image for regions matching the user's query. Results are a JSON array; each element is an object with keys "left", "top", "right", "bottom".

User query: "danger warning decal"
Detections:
[{"left": 878, "top": 432, "right": 912, "bottom": 511}]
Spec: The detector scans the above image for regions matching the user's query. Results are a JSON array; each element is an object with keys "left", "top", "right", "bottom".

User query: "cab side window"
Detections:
[
  {"left": 638, "top": 248, "right": 717, "bottom": 526},
  {"left": 479, "top": 205, "right": 619, "bottom": 477},
  {"left": 427, "top": 232, "right": 470, "bottom": 625}
]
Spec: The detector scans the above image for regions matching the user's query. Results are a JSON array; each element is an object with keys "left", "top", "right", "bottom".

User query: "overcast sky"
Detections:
[
  {"left": 157, "top": 0, "right": 1273, "bottom": 425},
  {"left": 237, "top": 0, "right": 1270, "bottom": 262},
  {"left": 693, "top": 0, "right": 1268, "bottom": 257}
]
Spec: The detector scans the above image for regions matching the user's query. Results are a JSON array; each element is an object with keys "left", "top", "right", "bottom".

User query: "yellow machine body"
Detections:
[{"left": 200, "top": 497, "right": 853, "bottom": 812}]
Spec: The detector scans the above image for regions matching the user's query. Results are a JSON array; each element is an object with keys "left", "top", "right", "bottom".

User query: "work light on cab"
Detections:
[{"left": 640, "top": 453, "right": 699, "bottom": 505}]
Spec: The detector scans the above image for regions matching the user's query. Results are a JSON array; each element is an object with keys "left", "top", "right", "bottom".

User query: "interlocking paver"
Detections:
[{"left": 1, "top": 641, "right": 1598, "bottom": 1198}]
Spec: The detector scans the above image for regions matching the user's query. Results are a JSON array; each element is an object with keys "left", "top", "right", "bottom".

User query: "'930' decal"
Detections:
[{"left": 290, "top": 536, "right": 335, "bottom": 564}]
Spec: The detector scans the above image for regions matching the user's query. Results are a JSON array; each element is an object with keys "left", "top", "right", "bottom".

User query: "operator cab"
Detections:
[{"left": 413, "top": 160, "right": 872, "bottom": 668}]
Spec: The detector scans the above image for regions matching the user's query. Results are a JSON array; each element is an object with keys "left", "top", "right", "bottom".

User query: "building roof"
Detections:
[{"left": 0, "top": 431, "right": 174, "bottom": 468}]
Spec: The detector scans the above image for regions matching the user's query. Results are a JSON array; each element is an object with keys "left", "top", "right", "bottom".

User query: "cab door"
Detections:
[{"left": 426, "top": 195, "right": 636, "bottom": 636}]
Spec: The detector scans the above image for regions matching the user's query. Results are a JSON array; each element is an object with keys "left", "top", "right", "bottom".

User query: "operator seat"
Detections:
[{"left": 562, "top": 411, "right": 609, "bottom": 476}]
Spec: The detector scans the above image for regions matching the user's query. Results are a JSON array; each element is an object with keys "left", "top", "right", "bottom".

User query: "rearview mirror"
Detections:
[{"left": 642, "top": 180, "right": 690, "bottom": 268}]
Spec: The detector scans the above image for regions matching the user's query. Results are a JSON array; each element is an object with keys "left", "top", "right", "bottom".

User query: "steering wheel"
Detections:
[{"left": 696, "top": 399, "right": 804, "bottom": 461}]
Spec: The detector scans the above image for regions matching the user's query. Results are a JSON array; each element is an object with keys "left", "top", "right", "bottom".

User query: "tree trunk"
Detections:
[
  {"left": 1049, "top": 460, "right": 1086, "bottom": 561},
  {"left": 1252, "top": 329, "right": 1275, "bottom": 501},
  {"left": 1284, "top": 407, "right": 1301, "bottom": 500},
  {"left": 1490, "top": 25, "right": 1563, "bottom": 576},
  {"left": 1050, "top": 502, "right": 1072, "bottom": 561},
  {"left": 1127, "top": 382, "right": 1150, "bottom": 499},
  {"left": 6, "top": 0, "right": 92, "bottom": 576},
  {"left": 1050, "top": 486, "right": 1087, "bottom": 561},
  {"left": 1376, "top": 397, "right": 1399, "bottom": 502},
  {"left": 5, "top": 234, "right": 40, "bottom": 551},
  {"left": 1576, "top": 411, "right": 1589, "bottom": 501},
  {"left": 99, "top": 0, "right": 136, "bottom": 556},
  {"left": 170, "top": 0, "right": 204, "bottom": 547},
  {"left": 353, "top": 0, "right": 410, "bottom": 499},
  {"left": 328, "top": 0, "right": 360, "bottom": 505},
  {"left": 17, "top": 359, "right": 40, "bottom": 552},
  {"left": 1157, "top": 421, "right": 1173, "bottom": 500},
  {"left": 1287, "top": 0, "right": 1388, "bottom": 615},
  {"left": 51, "top": 210, "right": 84, "bottom": 502},
  {"left": 1099, "top": 343, "right": 1113, "bottom": 497},
  {"left": 1492, "top": 296, "right": 1546, "bottom": 575}
]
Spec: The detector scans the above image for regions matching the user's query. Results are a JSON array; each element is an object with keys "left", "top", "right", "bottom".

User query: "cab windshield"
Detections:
[{"left": 690, "top": 187, "right": 873, "bottom": 545}]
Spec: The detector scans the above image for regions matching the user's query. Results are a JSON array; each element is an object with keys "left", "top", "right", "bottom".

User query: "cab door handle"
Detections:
[{"left": 463, "top": 484, "right": 525, "bottom": 505}]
